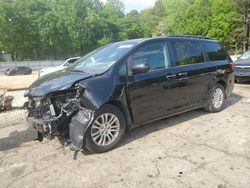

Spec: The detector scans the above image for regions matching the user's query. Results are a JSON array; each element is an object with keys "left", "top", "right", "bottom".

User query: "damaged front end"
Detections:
[{"left": 25, "top": 84, "right": 95, "bottom": 151}]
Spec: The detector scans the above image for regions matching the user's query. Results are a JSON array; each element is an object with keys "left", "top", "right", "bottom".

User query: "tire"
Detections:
[
  {"left": 204, "top": 83, "right": 225, "bottom": 113},
  {"left": 84, "top": 104, "right": 126, "bottom": 153}
]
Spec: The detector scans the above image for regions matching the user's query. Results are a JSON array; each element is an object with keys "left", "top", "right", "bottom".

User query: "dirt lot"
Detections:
[
  {"left": 0, "top": 72, "right": 38, "bottom": 90},
  {"left": 0, "top": 84, "right": 250, "bottom": 188}
]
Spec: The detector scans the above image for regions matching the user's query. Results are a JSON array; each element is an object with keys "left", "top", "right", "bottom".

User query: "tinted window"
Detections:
[
  {"left": 202, "top": 42, "right": 227, "bottom": 61},
  {"left": 132, "top": 42, "right": 169, "bottom": 71},
  {"left": 64, "top": 59, "right": 78, "bottom": 67},
  {"left": 68, "top": 59, "right": 78, "bottom": 64},
  {"left": 171, "top": 41, "right": 205, "bottom": 66}
]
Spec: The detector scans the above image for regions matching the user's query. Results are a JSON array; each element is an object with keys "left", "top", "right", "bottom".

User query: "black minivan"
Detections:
[{"left": 25, "top": 36, "right": 234, "bottom": 153}]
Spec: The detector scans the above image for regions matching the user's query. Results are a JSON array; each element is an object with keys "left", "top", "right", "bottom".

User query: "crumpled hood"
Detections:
[
  {"left": 27, "top": 70, "right": 92, "bottom": 97},
  {"left": 40, "top": 66, "right": 65, "bottom": 73}
]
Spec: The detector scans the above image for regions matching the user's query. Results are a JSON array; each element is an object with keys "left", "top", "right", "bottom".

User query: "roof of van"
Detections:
[
  {"left": 167, "top": 35, "right": 214, "bottom": 40},
  {"left": 113, "top": 35, "right": 217, "bottom": 45},
  {"left": 112, "top": 35, "right": 217, "bottom": 46}
]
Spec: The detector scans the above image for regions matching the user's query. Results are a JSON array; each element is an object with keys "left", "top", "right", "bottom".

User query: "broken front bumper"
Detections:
[
  {"left": 69, "top": 109, "right": 94, "bottom": 150},
  {"left": 27, "top": 116, "right": 48, "bottom": 133},
  {"left": 27, "top": 108, "right": 94, "bottom": 151}
]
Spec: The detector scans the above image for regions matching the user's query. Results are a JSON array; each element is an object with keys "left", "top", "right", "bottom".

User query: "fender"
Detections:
[{"left": 69, "top": 72, "right": 133, "bottom": 150}]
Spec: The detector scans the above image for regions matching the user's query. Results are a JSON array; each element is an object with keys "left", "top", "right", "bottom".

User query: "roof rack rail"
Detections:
[{"left": 167, "top": 35, "right": 213, "bottom": 40}]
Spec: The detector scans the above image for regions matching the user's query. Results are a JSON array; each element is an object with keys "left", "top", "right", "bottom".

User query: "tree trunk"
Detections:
[
  {"left": 245, "top": 9, "right": 250, "bottom": 51},
  {"left": 11, "top": 52, "right": 14, "bottom": 61}
]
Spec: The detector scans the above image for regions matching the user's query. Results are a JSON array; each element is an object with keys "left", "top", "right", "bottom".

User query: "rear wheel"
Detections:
[
  {"left": 205, "top": 83, "right": 225, "bottom": 112},
  {"left": 84, "top": 104, "right": 125, "bottom": 153}
]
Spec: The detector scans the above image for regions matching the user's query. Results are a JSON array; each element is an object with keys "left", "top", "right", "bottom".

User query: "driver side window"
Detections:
[{"left": 132, "top": 42, "right": 169, "bottom": 71}]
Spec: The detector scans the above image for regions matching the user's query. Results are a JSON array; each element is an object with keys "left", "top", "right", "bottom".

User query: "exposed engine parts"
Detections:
[{"left": 26, "top": 86, "right": 94, "bottom": 151}]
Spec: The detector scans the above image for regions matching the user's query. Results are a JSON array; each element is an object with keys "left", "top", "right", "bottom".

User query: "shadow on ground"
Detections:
[
  {"left": 236, "top": 81, "right": 250, "bottom": 85},
  {"left": 0, "top": 128, "right": 37, "bottom": 151},
  {"left": 118, "top": 92, "right": 242, "bottom": 149}
]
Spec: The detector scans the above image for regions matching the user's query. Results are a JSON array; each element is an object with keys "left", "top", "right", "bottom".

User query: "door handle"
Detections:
[
  {"left": 178, "top": 72, "right": 188, "bottom": 77},
  {"left": 166, "top": 74, "right": 176, "bottom": 79}
]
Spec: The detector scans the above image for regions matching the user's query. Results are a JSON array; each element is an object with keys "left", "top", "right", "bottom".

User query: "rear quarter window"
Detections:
[{"left": 202, "top": 41, "right": 228, "bottom": 61}]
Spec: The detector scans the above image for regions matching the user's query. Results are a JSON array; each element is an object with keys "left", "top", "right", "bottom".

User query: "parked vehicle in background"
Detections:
[
  {"left": 5, "top": 66, "right": 32, "bottom": 76},
  {"left": 234, "top": 51, "right": 250, "bottom": 82},
  {"left": 38, "top": 57, "right": 80, "bottom": 77},
  {"left": 25, "top": 36, "right": 234, "bottom": 153}
]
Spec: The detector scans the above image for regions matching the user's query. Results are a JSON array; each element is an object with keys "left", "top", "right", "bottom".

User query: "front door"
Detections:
[{"left": 127, "top": 41, "right": 179, "bottom": 124}]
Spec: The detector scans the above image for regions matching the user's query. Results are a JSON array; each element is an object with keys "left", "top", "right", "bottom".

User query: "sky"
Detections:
[{"left": 100, "top": 0, "right": 157, "bottom": 13}]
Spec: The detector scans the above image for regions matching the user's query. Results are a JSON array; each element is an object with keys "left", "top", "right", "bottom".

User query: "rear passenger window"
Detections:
[
  {"left": 132, "top": 42, "right": 169, "bottom": 71},
  {"left": 170, "top": 41, "right": 205, "bottom": 66},
  {"left": 202, "top": 42, "right": 227, "bottom": 61}
]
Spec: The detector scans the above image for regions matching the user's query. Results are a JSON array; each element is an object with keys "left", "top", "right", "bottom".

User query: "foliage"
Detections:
[{"left": 0, "top": 0, "right": 247, "bottom": 60}]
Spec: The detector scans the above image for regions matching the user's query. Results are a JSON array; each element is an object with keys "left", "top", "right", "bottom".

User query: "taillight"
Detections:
[
  {"left": 224, "top": 63, "right": 235, "bottom": 77},
  {"left": 229, "top": 63, "right": 235, "bottom": 71}
]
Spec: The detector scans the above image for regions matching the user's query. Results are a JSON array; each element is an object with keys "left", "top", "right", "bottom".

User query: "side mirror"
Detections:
[{"left": 132, "top": 62, "right": 150, "bottom": 74}]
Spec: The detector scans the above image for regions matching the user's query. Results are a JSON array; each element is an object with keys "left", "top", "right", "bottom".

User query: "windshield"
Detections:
[
  {"left": 239, "top": 51, "right": 250, "bottom": 60},
  {"left": 69, "top": 43, "right": 134, "bottom": 75}
]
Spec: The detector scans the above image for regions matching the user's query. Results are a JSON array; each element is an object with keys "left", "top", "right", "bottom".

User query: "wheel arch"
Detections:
[
  {"left": 216, "top": 80, "right": 227, "bottom": 97},
  {"left": 105, "top": 100, "right": 132, "bottom": 131}
]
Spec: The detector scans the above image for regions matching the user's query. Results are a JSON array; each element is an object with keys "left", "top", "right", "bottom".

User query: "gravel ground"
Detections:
[
  {"left": 0, "top": 72, "right": 38, "bottom": 90},
  {"left": 0, "top": 84, "right": 250, "bottom": 188},
  {"left": 7, "top": 90, "right": 26, "bottom": 108}
]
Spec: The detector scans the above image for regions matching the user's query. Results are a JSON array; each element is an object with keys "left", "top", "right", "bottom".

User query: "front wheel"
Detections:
[
  {"left": 84, "top": 104, "right": 126, "bottom": 153},
  {"left": 204, "top": 84, "right": 225, "bottom": 113}
]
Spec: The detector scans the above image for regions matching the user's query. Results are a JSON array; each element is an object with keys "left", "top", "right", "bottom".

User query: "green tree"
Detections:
[{"left": 0, "top": 0, "right": 47, "bottom": 60}]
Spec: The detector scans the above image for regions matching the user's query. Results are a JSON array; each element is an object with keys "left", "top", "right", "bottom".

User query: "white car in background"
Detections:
[{"left": 38, "top": 57, "right": 80, "bottom": 77}]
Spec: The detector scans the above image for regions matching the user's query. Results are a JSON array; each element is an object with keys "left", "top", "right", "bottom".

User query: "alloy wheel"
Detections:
[
  {"left": 212, "top": 88, "right": 224, "bottom": 109},
  {"left": 91, "top": 113, "right": 120, "bottom": 146}
]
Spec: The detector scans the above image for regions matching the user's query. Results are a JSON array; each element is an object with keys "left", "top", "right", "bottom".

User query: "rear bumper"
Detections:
[{"left": 235, "top": 72, "right": 250, "bottom": 81}]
